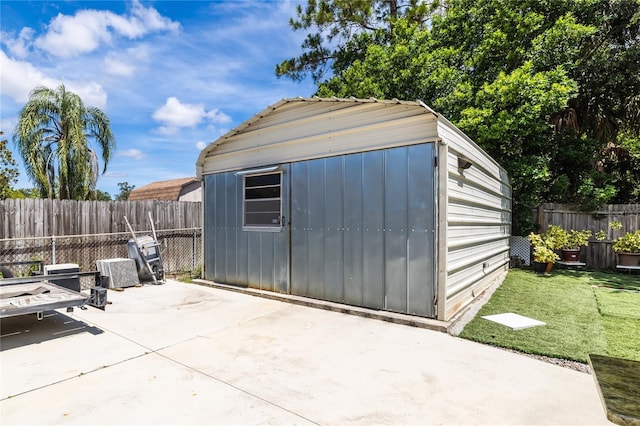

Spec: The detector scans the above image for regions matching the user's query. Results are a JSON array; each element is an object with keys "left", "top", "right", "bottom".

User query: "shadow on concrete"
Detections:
[{"left": 0, "top": 311, "right": 103, "bottom": 351}]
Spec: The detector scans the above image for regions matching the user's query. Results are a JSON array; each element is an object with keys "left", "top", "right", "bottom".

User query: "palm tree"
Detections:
[{"left": 13, "top": 84, "right": 116, "bottom": 199}]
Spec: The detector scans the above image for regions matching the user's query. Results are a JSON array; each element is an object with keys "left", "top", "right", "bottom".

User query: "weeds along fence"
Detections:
[
  {"left": 531, "top": 203, "right": 640, "bottom": 270},
  {"left": 0, "top": 199, "right": 202, "bottom": 285}
]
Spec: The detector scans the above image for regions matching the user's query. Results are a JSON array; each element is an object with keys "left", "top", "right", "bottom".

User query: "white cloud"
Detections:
[
  {"left": 103, "top": 45, "right": 150, "bottom": 77},
  {"left": 34, "top": 0, "right": 180, "bottom": 58},
  {"left": 129, "top": 0, "right": 180, "bottom": 33},
  {"left": 1, "top": 27, "right": 35, "bottom": 58},
  {"left": 195, "top": 141, "right": 207, "bottom": 150},
  {"left": 152, "top": 97, "right": 231, "bottom": 134},
  {"left": 0, "top": 50, "right": 61, "bottom": 103},
  {"left": 155, "top": 126, "right": 179, "bottom": 136},
  {"left": 66, "top": 81, "right": 108, "bottom": 109},
  {"left": 116, "top": 148, "right": 146, "bottom": 160},
  {"left": 0, "top": 50, "right": 107, "bottom": 108},
  {"left": 103, "top": 171, "right": 129, "bottom": 179},
  {"left": 35, "top": 11, "right": 110, "bottom": 57},
  {"left": 104, "top": 55, "right": 135, "bottom": 77},
  {"left": 153, "top": 97, "right": 206, "bottom": 127},
  {"left": 206, "top": 109, "right": 232, "bottom": 124}
]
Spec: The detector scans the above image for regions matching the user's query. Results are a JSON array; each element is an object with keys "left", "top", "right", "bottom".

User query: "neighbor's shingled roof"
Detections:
[{"left": 128, "top": 177, "right": 197, "bottom": 201}]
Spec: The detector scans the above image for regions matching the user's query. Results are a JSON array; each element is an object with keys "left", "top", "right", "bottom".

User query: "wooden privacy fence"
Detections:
[
  {"left": 0, "top": 199, "right": 202, "bottom": 281},
  {"left": 533, "top": 203, "right": 640, "bottom": 269},
  {"left": 0, "top": 199, "right": 201, "bottom": 239}
]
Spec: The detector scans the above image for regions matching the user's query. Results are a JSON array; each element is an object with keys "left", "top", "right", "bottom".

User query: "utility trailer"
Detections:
[{"left": 0, "top": 270, "right": 107, "bottom": 320}]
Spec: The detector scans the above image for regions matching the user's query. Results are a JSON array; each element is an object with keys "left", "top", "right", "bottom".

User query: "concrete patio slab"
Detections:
[
  {"left": 0, "top": 352, "right": 313, "bottom": 425},
  {"left": 161, "top": 303, "right": 605, "bottom": 425},
  {"left": 69, "top": 282, "right": 289, "bottom": 351},
  {"left": 0, "top": 280, "right": 609, "bottom": 425},
  {"left": 0, "top": 311, "right": 143, "bottom": 399}
]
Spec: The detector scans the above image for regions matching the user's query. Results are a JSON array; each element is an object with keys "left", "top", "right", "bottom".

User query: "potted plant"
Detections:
[
  {"left": 612, "top": 230, "right": 640, "bottom": 267},
  {"left": 529, "top": 231, "right": 560, "bottom": 273},
  {"left": 541, "top": 225, "right": 592, "bottom": 262},
  {"left": 548, "top": 226, "right": 592, "bottom": 262}
]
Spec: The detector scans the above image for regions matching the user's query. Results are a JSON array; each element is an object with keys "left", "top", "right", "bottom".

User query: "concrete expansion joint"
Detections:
[
  {"left": 0, "top": 352, "right": 149, "bottom": 401},
  {"left": 153, "top": 349, "right": 321, "bottom": 426}
]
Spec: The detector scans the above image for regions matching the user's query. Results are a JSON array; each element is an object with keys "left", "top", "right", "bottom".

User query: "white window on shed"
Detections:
[{"left": 243, "top": 172, "right": 282, "bottom": 229}]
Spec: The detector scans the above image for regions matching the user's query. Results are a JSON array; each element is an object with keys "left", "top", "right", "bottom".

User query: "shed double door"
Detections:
[
  {"left": 204, "top": 143, "right": 436, "bottom": 317},
  {"left": 289, "top": 143, "right": 437, "bottom": 318}
]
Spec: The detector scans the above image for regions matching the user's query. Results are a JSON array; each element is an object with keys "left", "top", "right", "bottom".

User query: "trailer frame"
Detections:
[{"left": 0, "top": 270, "right": 107, "bottom": 319}]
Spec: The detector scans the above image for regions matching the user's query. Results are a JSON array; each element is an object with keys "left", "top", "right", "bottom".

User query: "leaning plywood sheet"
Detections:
[{"left": 0, "top": 282, "right": 88, "bottom": 318}]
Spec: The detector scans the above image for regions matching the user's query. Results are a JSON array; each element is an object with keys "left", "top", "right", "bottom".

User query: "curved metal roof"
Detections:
[{"left": 195, "top": 97, "right": 439, "bottom": 179}]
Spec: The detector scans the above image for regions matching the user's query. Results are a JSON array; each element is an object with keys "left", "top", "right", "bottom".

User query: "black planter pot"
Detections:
[{"left": 533, "top": 261, "right": 552, "bottom": 274}]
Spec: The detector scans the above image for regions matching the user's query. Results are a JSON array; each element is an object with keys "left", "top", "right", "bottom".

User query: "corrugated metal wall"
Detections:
[
  {"left": 203, "top": 170, "right": 289, "bottom": 293},
  {"left": 437, "top": 119, "right": 512, "bottom": 320},
  {"left": 290, "top": 144, "right": 436, "bottom": 317},
  {"left": 203, "top": 143, "right": 437, "bottom": 317}
]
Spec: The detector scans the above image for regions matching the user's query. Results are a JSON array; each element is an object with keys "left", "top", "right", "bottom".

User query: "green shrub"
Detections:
[{"left": 613, "top": 230, "right": 640, "bottom": 253}]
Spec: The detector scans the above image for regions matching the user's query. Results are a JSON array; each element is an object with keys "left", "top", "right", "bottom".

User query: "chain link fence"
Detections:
[{"left": 0, "top": 228, "right": 201, "bottom": 288}]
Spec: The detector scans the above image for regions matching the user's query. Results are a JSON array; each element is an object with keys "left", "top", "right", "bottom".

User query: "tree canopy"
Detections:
[
  {"left": 278, "top": 0, "right": 640, "bottom": 234},
  {"left": 9, "top": 188, "right": 40, "bottom": 199},
  {"left": 92, "top": 189, "right": 112, "bottom": 201},
  {"left": 115, "top": 181, "right": 135, "bottom": 201},
  {"left": 13, "top": 85, "right": 116, "bottom": 200},
  {"left": 276, "top": 0, "right": 439, "bottom": 83},
  {"left": 0, "top": 131, "right": 19, "bottom": 199}
]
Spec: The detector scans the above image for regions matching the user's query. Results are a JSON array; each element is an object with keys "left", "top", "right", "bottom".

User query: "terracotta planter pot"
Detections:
[
  {"left": 560, "top": 248, "right": 581, "bottom": 262},
  {"left": 617, "top": 252, "right": 640, "bottom": 267}
]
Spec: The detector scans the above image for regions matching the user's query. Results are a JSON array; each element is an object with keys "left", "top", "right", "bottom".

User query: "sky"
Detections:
[{"left": 0, "top": 0, "right": 317, "bottom": 197}]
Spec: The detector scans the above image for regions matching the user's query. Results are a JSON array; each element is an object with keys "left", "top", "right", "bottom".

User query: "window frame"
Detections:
[{"left": 241, "top": 170, "right": 283, "bottom": 232}]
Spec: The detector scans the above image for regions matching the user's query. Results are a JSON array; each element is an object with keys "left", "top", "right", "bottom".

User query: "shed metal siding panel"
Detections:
[
  {"left": 438, "top": 119, "right": 511, "bottom": 320},
  {"left": 224, "top": 173, "right": 238, "bottom": 282},
  {"left": 203, "top": 175, "right": 216, "bottom": 280},
  {"left": 384, "top": 147, "right": 409, "bottom": 312},
  {"left": 201, "top": 102, "right": 439, "bottom": 175},
  {"left": 290, "top": 144, "right": 436, "bottom": 317},
  {"left": 362, "top": 151, "right": 386, "bottom": 310},
  {"left": 407, "top": 144, "right": 437, "bottom": 315},
  {"left": 324, "top": 156, "right": 345, "bottom": 302},
  {"left": 290, "top": 161, "right": 310, "bottom": 296},
  {"left": 214, "top": 173, "right": 227, "bottom": 283},
  {"left": 203, "top": 170, "right": 289, "bottom": 293},
  {"left": 306, "top": 160, "right": 326, "bottom": 299},
  {"left": 343, "top": 154, "right": 365, "bottom": 306}
]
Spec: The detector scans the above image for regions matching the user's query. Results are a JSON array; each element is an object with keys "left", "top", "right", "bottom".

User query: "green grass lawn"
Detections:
[{"left": 459, "top": 269, "right": 640, "bottom": 363}]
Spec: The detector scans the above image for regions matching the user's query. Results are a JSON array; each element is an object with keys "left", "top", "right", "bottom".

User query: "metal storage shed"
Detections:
[{"left": 196, "top": 97, "right": 511, "bottom": 321}]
